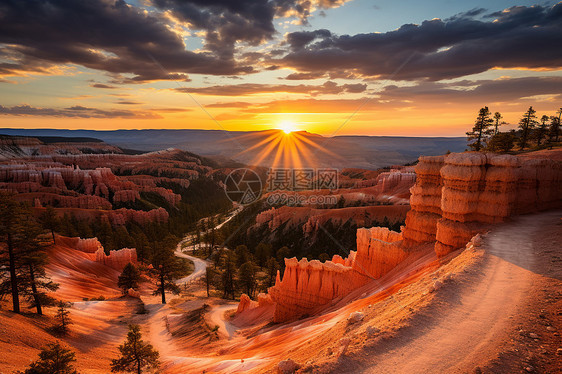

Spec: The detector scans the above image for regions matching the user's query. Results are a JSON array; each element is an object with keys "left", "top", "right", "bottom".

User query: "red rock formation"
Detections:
[
  {"left": 95, "top": 247, "right": 137, "bottom": 271},
  {"left": 268, "top": 257, "right": 372, "bottom": 322},
  {"left": 402, "top": 152, "right": 562, "bottom": 256},
  {"left": 76, "top": 237, "right": 104, "bottom": 253},
  {"left": 239, "top": 151, "right": 562, "bottom": 323}
]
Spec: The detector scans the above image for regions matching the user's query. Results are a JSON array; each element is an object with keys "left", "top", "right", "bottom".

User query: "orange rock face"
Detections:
[
  {"left": 237, "top": 151, "right": 562, "bottom": 323},
  {"left": 402, "top": 152, "right": 562, "bottom": 256}
]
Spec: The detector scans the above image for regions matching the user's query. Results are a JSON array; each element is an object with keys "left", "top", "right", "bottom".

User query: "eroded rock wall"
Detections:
[{"left": 402, "top": 152, "right": 562, "bottom": 256}]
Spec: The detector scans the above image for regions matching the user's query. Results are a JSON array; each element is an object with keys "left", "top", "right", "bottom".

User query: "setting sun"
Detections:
[{"left": 278, "top": 121, "right": 300, "bottom": 134}]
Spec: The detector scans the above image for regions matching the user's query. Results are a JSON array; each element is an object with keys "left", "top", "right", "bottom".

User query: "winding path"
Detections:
[{"left": 358, "top": 210, "right": 561, "bottom": 374}]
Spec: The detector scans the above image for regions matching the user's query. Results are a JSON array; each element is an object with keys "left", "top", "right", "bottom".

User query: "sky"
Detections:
[{"left": 0, "top": 0, "right": 561, "bottom": 137}]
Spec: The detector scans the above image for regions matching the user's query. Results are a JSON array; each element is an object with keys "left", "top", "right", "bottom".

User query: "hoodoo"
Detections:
[{"left": 238, "top": 151, "right": 562, "bottom": 322}]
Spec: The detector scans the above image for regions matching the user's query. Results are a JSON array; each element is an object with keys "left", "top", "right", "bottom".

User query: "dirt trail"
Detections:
[{"left": 359, "top": 210, "right": 561, "bottom": 374}]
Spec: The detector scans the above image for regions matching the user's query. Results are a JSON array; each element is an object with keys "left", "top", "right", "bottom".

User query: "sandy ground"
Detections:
[{"left": 328, "top": 210, "right": 562, "bottom": 374}]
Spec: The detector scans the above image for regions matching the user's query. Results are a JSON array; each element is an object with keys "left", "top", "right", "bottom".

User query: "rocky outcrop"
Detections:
[
  {"left": 403, "top": 152, "right": 562, "bottom": 256},
  {"left": 238, "top": 151, "right": 562, "bottom": 323},
  {"left": 353, "top": 227, "right": 408, "bottom": 279},
  {"left": 72, "top": 236, "right": 137, "bottom": 270},
  {"left": 76, "top": 237, "right": 104, "bottom": 253},
  {"left": 95, "top": 247, "right": 137, "bottom": 270},
  {"left": 269, "top": 257, "right": 372, "bottom": 322},
  {"left": 402, "top": 155, "right": 445, "bottom": 246}
]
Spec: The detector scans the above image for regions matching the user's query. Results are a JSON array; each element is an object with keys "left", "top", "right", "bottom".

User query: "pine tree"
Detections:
[
  {"left": 38, "top": 206, "right": 59, "bottom": 244},
  {"left": 55, "top": 301, "right": 73, "bottom": 334},
  {"left": 487, "top": 131, "right": 515, "bottom": 153},
  {"left": 234, "top": 245, "right": 250, "bottom": 267},
  {"left": 549, "top": 110, "right": 561, "bottom": 143},
  {"left": 466, "top": 107, "right": 494, "bottom": 151},
  {"left": 220, "top": 250, "right": 237, "bottom": 299},
  {"left": 0, "top": 193, "right": 22, "bottom": 313},
  {"left": 204, "top": 266, "right": 215, "bottom": 297},
  {"left": 493, "top": 112, "right": 504, "bottom": 134},
  {"left": 17, "top": 341, "right": 78, "bottom": 374},
  {"left": 110, "top": 324, "right": 160, "bottom": 374},
  {"left": 238, "top": 261, "right": 257, "bottom": 298},
  {"left": 518, "top": 106, "right": 538, "bottom": 149},
  {"left": 265, "top": 257, "right": 279, "bottom": 288},
  {"left": 150, "top": 236, "right": 182, "bottom": 304},
  {"left": 118, "top": 263, "right": 142, "bottom": 294},
  {"left": 535, "top": 115, "right": 549, "bottom": 146},
  {"left": 17, "top": 216, "right": 59, "bottom": 315},
  {"left": 254, "top": 242, "right": 272, "bottom": 267}
]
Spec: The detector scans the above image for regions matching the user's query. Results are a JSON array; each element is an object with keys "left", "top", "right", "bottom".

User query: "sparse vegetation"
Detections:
[
  {"left": 110, "top": 324, "right": 160, "bottom": 374},
  {"left": 15, "top": 342, "right": 78, "bottom": 374}
]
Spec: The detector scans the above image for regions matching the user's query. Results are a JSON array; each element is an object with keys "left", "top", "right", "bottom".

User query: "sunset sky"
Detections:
[{"left": 0, "top": 0, "right": 561, "bottom": 136}]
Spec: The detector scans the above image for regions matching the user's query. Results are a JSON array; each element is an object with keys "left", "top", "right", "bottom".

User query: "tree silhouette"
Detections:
[
  {"left": 518, "top": 106, "right": 538, "bottom": 149},
  {"left": 17, "top": 215, "right": 59, "bottom": 315},
  {"left": 150, "top": 236, "right": 182, "bottom": 304},
  {"left": 487, "top": 131, "right": 516, "bottom": 153},
  {"left": 535, "top": 115, "right": 549, "bottom": 146},
  {"left": 38, "top": 206, "right": 59, "bottom": 245},
  {"left": 493, "top": 112, "right": 504, "bottom": 134},
  {"left": 265, "top": 257, "right": 279, "bottom": 288},
  {"left": 118, "top": 263, "right": 142, "bottom": 294},
  {"left": 55, "top": 301, "right": 73, "bottom": 334},
  {"left": 0, "top": 193, "right": 23, "bottom": 313},
  {"left": 467, "top": 107, "right": 494, "bottom": 151},
  {"left": 16, "top": 341, "right": 78, "bottom": 374},
  {"left": 550, "top": 109, "right": 561, "bottom": 142},
  {"left": 238, "top": 261, "right": 258, "bottom": 298},
  {"left": 220, "top": 250, "right": 237, "bottom": 299},
  {"left": 110, "top": 324, "right": 160, "bottom": 374}
]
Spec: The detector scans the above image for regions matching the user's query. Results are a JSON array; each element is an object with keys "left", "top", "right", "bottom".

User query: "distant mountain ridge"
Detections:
[{"left": 0, "top": 128, "right": 466, "bottom": 169}]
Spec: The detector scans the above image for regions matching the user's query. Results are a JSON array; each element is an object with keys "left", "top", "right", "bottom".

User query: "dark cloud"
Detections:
[
  {"left": 91, "top": 83, "right": 118, "bottom": 89},
  {"left": 274, "top": 3, "right": 562, "bottom": 81},
  {"left": 174, "top": 80, "right": 366, "bottom": 96},
  {"left": 377, "top": 76, "right": 562, "bottom": 104},
  {"left": 0, "top": 0, "right": 253, "bottom": 82},
  {"left": 285, "top": 29, "right": 332, "bottom": 51},
  {"left": 151, "top": 0, "right": 348, "bottom": 58},
  {"left": 0, "top": 104, "right": 161, "bottom": 118}
]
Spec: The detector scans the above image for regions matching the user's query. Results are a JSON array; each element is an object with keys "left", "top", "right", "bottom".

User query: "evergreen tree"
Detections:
[
  {"left": 487, "top": 131, "right": 515, "bottom": 153},
  {"left": 264, "top": 257, "right": 279, "bottom": 288},
  {"left": 204, "top": 266, "right": 215, "bottom": 297},
  {"left": 55, "top": 301, "right": 72, "bottom": 334},
  {"left": 276, "top": 246, "right": 290, "bottom": 274},
  {"left": 220, "top": 250, "right": 237, "bottom": 299},
  {"left": 38, "top": 206, "right": 59, "bottom": 244},
  {"left": 549, "top": 111, "right": 561, "bottom": 143},
  {"left": 17, "top": 342, "right": 78, "bottom": 374},
  {"left": 234, "top": 245, "right": 250, "bottom": 268},
  {"left": 466, "top": 106, "right": 494, "bottom": 151},
  {"left": 0, "top": 193, "right": 22, "bottom": 313},
  {"left": 118, "top": 263, "right": 142, "bottom": 294},
  {"left": 535, "top": 115, "right": 549, "bottom": 146},
  {"left": 150, "top": 236, "right": 182, "bottom": 304},
  {"left": 493, "top": 112, "right": 504, "bottom": 134},
  {"left": 254, "top": 242, "right": 272, "bottom": 267},
  {"left": 17, "top": 216, "right": 59, "bottom": 315},
  {"left": 110, "top": 324, "right": 160, "bottom": 374},
  {"left": 518, "top": 106, "right": 538, "bottom": 149},
  {"left": 238, "top": 261, "right": 257, "bottom": 298}
]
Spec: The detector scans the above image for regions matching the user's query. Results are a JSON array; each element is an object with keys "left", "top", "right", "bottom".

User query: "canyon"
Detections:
[{"left": 237, "top": 151, "right": 562, "bottom": 322}]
